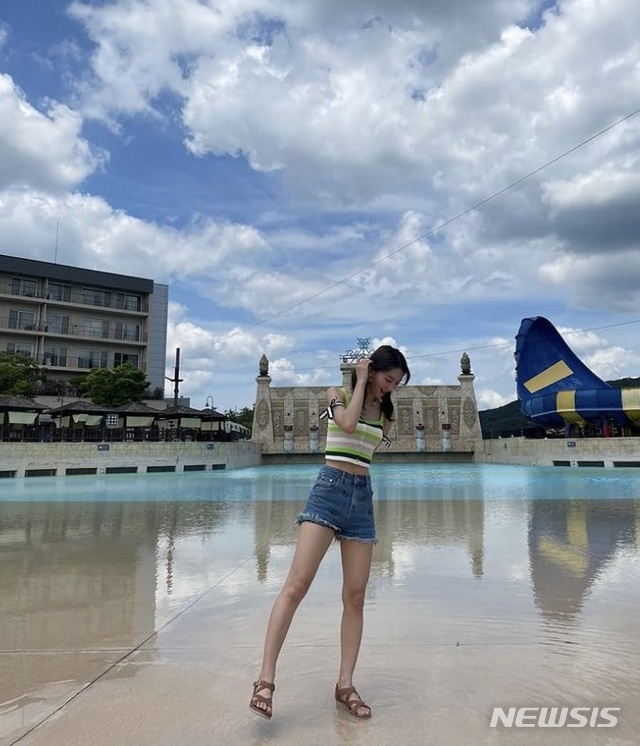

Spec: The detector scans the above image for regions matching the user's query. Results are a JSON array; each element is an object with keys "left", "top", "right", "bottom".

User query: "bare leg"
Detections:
[
  {"left": 252, "top": 521, "right": 335, "bottom": 716},
  {"left": 337, "top": 539, "right": 373, "bottom": 717}
]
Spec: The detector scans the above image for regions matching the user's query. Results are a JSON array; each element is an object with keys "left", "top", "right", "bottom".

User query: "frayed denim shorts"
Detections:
[{"left": 295, "top": 464, "right": 376, "bottom": 543}]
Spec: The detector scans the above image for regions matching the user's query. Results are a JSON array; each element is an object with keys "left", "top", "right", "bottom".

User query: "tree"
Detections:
[
  {"left": 79, "top": 363, "right": 149, "bottom": 408},
  {"left": 0, "top": 352, "right": 41, "bottom": 397},
  {"left": 225, "top": 406, "right": 254, "bottom": 433}
]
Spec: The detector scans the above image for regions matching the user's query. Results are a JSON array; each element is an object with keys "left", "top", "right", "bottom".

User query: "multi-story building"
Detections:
[{"left": 0, "top": 254, "right": 169, "bottom": 392}]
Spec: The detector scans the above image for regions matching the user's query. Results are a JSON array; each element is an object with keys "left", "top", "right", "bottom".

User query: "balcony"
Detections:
[
  {"left": 0, "top": 281, "right": 149, "bottom": 313},
  {"left": 36, "top": 354, "right": 146, "bottom": 373},
  {"left": 0, "top": 317, "right": 148, "bottom": 344}
]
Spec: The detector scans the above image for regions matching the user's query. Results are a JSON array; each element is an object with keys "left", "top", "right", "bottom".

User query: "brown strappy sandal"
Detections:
[
  {"left": 250, "top": 679, "right": 275, "bottom": 719},
  {"left": 334, "top": 684, "right": 371, "bottom": 719}
]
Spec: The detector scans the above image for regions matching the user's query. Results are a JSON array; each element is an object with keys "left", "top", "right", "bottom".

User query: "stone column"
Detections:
[
  {"left": 458, "top": 352, "right": 482, "bottom": 448},
  {"left": 340, "top": 360, "right": 353, "bottom": 390},
  {"left": 252, "top": 355, "right": 274, "bottom": 449}
]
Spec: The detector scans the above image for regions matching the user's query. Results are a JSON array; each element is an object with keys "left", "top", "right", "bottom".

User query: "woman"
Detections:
[{"left": 250, "top": 345, "right": 411, "bottom": 721}]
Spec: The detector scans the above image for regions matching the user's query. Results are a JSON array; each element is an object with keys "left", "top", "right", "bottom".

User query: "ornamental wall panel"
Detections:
[{"left": 251, "top": 358, "right": 482, "bottom": 454}]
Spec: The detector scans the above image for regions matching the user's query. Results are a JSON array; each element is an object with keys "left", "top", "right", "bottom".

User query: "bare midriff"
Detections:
[{"left": 324, "top": 458, "right": 369, "bottom": 476}]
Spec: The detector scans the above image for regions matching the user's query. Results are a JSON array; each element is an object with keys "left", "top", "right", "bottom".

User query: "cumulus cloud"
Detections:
[
  {"left": 68, "top": 0, "right": 640, "bottom": 196},
  {"left": 558, "top": 326, "right": 640, "bottom": 382},
  {"left": 2, "top": 0, "right": 640, "bottom": 409},
  {"left": 61, "top": 0, "right": 640, "bottom": 315},
  {"left": 477, "top": 389, "right": 513, "bottom": 410},
  {"left": 0, "top": 74, "right": 104, "bottom": 190},
  {"left": 543, "top": 161, "right": 640, "bottom": 252},
  {"left": 164, "top": 301, "right": 301, "bottom": 406},
  {"left": 540, "top": 250, "right": 640, "bottom": 312},
  {"left": 0, "top": 188, "right": 270, "bottom": 286}
]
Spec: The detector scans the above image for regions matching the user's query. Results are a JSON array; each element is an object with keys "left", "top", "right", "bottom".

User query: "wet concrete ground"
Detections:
[{"left": 1, "top": 466, "right": 639, "bottom": 745}]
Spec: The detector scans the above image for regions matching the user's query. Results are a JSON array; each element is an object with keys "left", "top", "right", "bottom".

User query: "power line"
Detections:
[
  {"left": 208, "top": 317, "right": 640, "bottom": 374},
  {"left": 175, "top": 106, "right": 640, "bottom": 387},
  {"left": 244, "top": 106, "right": 640, "bottom": 330}
]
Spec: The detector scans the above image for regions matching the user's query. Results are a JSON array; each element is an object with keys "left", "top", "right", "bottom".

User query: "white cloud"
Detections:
[
  {"left": 164, "top": 304, "right": 302, "bottom": 407},
  {"left": 62, "top": 0, "right": 640, "bottom": 317},
  {"left": 0, "top": 189, "right": 270, "bottom": 286},
  {"left": 586, "top": 345, "right": 640, "bottom": 381},
  {"left": 478, "top": 389, "right": 512, "bottom": 410},
  {"left": 67, "top": 0, "right": 639, "bottom": 195},
  {"left": 541, "top": 251, "right": 640, "bottom": 312},
  {"left": 558, "top": 327, "right": 640, "bottom": 381},
  {"left": 3, "top": 0, "right": 640, "bottom": 411},
  {"left": 0, "top": 74, "right": 104, "bottom": 191}
]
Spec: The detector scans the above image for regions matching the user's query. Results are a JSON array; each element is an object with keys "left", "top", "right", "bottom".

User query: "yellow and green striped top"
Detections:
[{"left": 324, "top": 389, "right": 385, "bottom": 469}]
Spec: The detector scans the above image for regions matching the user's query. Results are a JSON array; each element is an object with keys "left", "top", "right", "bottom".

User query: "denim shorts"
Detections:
[{"left": 295, "top": 465, "right": 376, "bottom": 543}]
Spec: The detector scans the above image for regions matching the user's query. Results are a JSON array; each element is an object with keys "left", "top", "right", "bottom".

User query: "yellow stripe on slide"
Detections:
[
  {"left": 566, "top": 503, "right": 587, "bottom": 549},
  {"left": 556, "top": 390, "right": 587, "bottom": 425},
  {"left": 537, "top": 536, "right": 587, "bottom": 576},
  {"left": 621, "top": 389, "right": 640, "bottom": 424},
  {"left": 523, "top": 360, "right": 573, "bottom": 393}
]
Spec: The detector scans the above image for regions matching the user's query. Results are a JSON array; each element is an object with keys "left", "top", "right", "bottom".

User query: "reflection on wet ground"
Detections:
[{"left": 1, "top": 464, "right": 639, "bottom": 745}]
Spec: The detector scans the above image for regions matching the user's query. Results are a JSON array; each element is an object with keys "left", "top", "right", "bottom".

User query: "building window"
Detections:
[
  {"left": 81, "top": 288, "right": 111, "bottom": 307},
  {"left": 11, "top": 277, "right": 38, "bottom": 297},
  {"left": 80, "top": 318, "right": 110, "bottom": 339},
  {"left": 48, "top": 283, "right": 71, "bottom": 302},
  {"left": 8, "top": 310, "right": 36, "bottom": 330},
  {"left": 43, "top": 345, "right": 67, "bottom": 367},
  {"left": 7, "top": 342, "right": 33, "bottom": 357},
  {"left": 78, "top": 349, "right": 108, "bottom": 369},
  {"left": 46, "top": 313, "right": 70, "bottom": 334},
  {"left": 115, "top": 293, "right": 141, "bottom": 312},
  {"left": 115, "top": 321, "right": 140, "bottom": 341},
  {"left": 114, "top": 352, "right": 139, "bottom": 368}
]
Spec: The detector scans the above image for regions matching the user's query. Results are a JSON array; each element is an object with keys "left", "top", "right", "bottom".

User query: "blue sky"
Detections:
[{"left": 1, "top": 0, "right": 639, "bottom": 412}]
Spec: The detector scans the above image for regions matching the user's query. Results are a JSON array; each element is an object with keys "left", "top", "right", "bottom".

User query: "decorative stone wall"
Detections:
[{"left": 252, "top": 353, "right": 482, "bottom": 454}]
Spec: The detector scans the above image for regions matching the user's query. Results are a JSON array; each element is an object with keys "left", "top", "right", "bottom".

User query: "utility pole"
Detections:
[{"left": 164, "top": 347, "right": 184, "bottom": 408}]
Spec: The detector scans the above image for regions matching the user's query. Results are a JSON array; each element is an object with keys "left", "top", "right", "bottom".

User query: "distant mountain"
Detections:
[{"left": 479, "top": 377, "right": 640, "bottom": 439}]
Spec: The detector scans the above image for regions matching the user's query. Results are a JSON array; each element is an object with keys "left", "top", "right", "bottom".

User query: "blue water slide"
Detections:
[{"left": 515, "top": 316, "right": 640, "bottom": 428}]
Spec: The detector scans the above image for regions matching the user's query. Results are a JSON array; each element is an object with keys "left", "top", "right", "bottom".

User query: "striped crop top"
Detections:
[{"left": 323, "top": 389, "right": 385, "bottom": 469}]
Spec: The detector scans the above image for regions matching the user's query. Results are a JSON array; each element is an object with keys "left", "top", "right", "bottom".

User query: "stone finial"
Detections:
[
  {"left": 460, "top": 352, "right": 471, "bottom": 375},
  {"left": 259, "top": 354, "right": 269, "bottom": 377}
]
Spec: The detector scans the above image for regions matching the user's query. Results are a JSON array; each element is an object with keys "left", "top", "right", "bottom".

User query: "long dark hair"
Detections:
[{"left": 350, "top": 345, "right": 411, "bottom": 421}]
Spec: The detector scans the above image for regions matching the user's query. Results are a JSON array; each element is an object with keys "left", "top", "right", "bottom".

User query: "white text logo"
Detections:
[{"left": 490, "top": 707, "right": 620, "bottom": 728}]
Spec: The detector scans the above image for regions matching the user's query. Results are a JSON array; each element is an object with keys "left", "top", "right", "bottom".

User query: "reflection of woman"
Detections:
[{"left": 250, "top": 345, "right": 411, "bottom": 721}]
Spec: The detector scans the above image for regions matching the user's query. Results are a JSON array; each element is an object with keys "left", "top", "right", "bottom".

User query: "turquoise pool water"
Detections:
[
  {"left": 1, "top": 463, "right": 639, "bottom": 744},
  {"left": 2, "top": 462, "right": 640, "bottom": 501}
]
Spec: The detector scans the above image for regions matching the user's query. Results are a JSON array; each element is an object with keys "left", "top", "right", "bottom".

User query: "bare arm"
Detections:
[{"left": 326, "top": 358, "right": 371, "bottom": 434}]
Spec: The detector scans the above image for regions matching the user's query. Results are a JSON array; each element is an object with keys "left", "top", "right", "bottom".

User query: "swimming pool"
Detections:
[
  {"left": 1, "top": 463, "right": 639, "bottom": 744},
  {"left": 2, "top": 461, "right": 640, "bottom": 501}
]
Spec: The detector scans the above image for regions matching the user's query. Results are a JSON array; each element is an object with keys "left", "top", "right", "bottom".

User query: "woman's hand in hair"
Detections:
[{"left": 354, "top": 357, "right": 371, "bottom": 385}]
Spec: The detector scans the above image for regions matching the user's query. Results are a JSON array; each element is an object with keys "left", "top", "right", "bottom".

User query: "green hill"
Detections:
[{"left": 479, "top": 400, "right": 535, "bottom": 439}]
